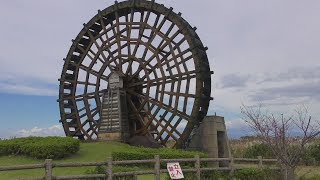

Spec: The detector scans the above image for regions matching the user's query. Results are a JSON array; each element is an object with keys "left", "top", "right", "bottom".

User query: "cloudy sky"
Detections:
[{"left": 0, "top": 0, "right": 319, "bottom": 139}]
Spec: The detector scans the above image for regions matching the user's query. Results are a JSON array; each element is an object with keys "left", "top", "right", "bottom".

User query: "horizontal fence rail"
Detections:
[{"left": 0, "top": 156, "right": 279, "bottom": 180}]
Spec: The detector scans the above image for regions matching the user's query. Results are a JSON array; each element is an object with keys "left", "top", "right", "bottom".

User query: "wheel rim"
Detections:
[{"left": 58, "top": 0, "right": 212, "bottom": 148}]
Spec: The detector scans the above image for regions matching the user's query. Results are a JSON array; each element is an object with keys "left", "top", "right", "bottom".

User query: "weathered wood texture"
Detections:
[
  {"left": 0, "top": 155, "right": 279, "bottom": 180},
  {"left": 58, "top": 0, "right": 213, "bottom": 149}
]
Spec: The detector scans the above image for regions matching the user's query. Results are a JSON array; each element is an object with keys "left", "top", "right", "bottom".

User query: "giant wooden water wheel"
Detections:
[{"left": 58, "top": 0, "right": 212, "bottom": 148}]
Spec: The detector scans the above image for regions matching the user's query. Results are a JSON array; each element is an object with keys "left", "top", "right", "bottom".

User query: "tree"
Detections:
[{"left": 241, "top": 104, "right": 320, "bottom": 180}]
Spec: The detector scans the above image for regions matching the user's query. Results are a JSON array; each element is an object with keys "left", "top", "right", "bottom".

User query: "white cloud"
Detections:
[
  {"left": 0, "top": 82, "right": 57, "bottom": 96},
  {"left": 225, "top": 119, "right": 246, "bottom": 130},
  {"left": 0, "top": 0, "right": 320, "bottom": 139},
  {"left": 212, "top": 65, "right": 320, "bottom": 122},
  {"left": 225, "top": 119, "right": 252, "bottom": 139},
  {"left": 15, "top": 125, "right": 65, "bottom": 137}
]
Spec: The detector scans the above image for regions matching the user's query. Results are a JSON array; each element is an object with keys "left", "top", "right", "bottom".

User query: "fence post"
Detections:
[
  {"left": 154, "top": 155, "right": 160, "bottom": 180},
  {"left": 44, "top": 159, "right": 52, "bottom": 180},
  {"left": 258, "top": 156, "right": 263, "bottom": 169},
  {"left": 107, "top": 157, "right": 113, "bottom": 180},
  {"left": 229, "top": 157, "right": 234, "bottom": 176},
  {"left": 194, "top": 155, "right": 201, "bottom": 180}
]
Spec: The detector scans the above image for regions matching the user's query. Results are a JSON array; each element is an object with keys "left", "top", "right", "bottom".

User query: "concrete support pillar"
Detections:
[{"left": 188, "top": 115, "right": 231, "bottom": 167}]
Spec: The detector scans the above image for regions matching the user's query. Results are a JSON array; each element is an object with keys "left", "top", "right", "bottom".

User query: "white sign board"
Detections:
[{"left": 167, "top": 162, "right": 184, "bottom": 179}]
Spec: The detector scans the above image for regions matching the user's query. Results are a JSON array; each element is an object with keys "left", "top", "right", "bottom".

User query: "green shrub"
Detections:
[
  {"left": 178, "top": 170, "right": 230, "bottom": 180},
  {"left": 243, "top": 143, "right": 274, "bottom": 159},
  {"left": 112, "top": 146, "right": 207, "bottom": 168},
  {"left": 302, "top": 151, "right": 316, "bottom": 166},
  {"left": 168, "top": 168, "right": 281, "bottom": 180},
  {"left": 209, "top": 170, "right": 230, "bottom": 179},
  {"left": 84, "top": 165, "right": 107, "bottom": 180},
  {"left": 85, "top": 165, "right": 138, "bottom": 180},
  {"left": 112, "top": 146, "right": 207, "bottom": 160},
  {"left": 233, "top": 168, "right": 281, "bottom": 180},
  {"left": 234, "top": 168, "right": 264, "bottom": 179},
  {"left": 264, "top": 167, "right": 282, "bottom": 180},
  {"left": 0, "top": 136, "right": 80, "bottom": 159},
  {"left": 305, "top": 142, "right": 320, "bottom": 165}
]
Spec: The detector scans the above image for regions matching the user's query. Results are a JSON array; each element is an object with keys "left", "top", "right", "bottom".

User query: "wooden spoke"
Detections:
[
  {"left": 59, "top": 0, "right": 212, "bottom": 147},
  {"left": 126, "top": 90, "right": 190, "bottom": 120}
]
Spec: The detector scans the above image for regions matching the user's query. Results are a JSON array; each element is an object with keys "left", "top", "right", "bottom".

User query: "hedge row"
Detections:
[
  {"left": 87, "top": 145, "right": 207, "bottom": 180},
  {"left": 0, "top": 136, "right": 80, "bottom": 159},
  {"left": 85, "top": 165, "right": 281, "bottom": 180},
  {"left": 165, "top": 168, "right": 281, "bottom": 180},
  {"left": 112, "top": 145, "right": 207, "bottom": 168},
  {"left": 112, "top": 145, "right": 207, "bottom": 160}
]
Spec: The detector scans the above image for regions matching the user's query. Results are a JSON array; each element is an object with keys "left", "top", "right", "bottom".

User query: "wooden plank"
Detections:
[
  {"left": 45, "top": 159, "right": 53, "bottom": 180},
  {"left": 54, "top": 162, "right": 106, "bottom": 167},
  {"left": 0, "top": 164, "right": 44, "bottom": 171},
  {"left": 154, "top": 155, "right": 160, "bottom": 180},
  {"left": 55, "top": 174, "right": 106, "bottom": 180},
  {"left": 113, "top": 159, "right": 154, "bottom": 165},
  {"left": 0, "top": 156, "right": 280, "bottom": 180}
]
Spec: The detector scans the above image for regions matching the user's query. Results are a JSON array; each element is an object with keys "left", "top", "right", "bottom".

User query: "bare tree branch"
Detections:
[{"left": 241, "top": 104, "right": 320, "bottom": 180}]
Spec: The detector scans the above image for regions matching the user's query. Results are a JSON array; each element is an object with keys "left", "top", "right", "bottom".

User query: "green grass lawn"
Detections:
[
  {"left": 0, "top": 141, "right": 170, "bottom": 180},
  {"left": 0, "top": 141, "right": 132, "bottom": 179}
]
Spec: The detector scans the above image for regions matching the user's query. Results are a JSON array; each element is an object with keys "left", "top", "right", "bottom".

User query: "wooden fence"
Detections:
[{"left": 0, "top": 156, "right": 279, "bottom": 180}]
